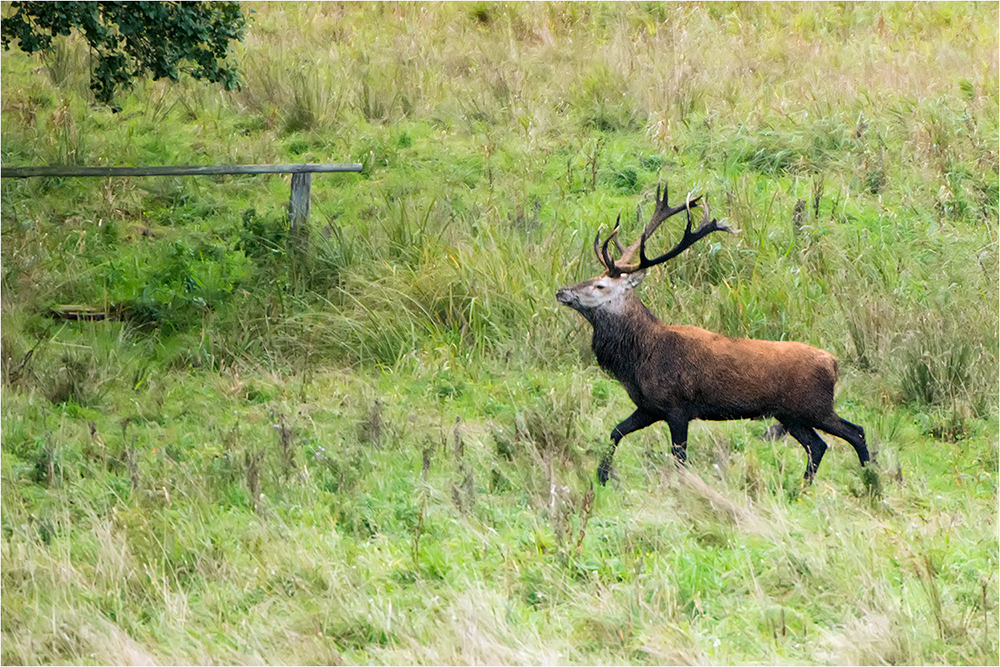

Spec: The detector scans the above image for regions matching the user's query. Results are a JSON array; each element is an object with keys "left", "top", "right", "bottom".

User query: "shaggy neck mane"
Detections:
[{"left": 589, "top": 297, "right": 659, "bottom": 382}]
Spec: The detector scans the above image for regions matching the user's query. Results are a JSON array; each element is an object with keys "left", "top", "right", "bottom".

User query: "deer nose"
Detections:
[{"left": 556, "top": 288, "right": 574, "bottom": 305}]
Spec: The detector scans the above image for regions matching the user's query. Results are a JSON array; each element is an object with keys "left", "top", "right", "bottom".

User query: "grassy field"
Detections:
[{"left": 1, "top": 2, "right": 998, "bottom": 664}]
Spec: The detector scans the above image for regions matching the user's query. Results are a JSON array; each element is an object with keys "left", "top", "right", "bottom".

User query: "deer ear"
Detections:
[{"left": 624, "top": 270, "right": 646, "bottom": 288}]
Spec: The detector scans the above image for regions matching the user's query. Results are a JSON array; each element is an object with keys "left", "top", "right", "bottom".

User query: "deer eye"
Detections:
[{"left": 595, "top": 284, "right": 605, "bottom": 290}]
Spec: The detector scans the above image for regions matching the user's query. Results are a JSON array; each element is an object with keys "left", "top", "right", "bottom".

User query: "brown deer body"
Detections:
[{"left": 556, "top": 183, "right": 868, "bottom": 484}]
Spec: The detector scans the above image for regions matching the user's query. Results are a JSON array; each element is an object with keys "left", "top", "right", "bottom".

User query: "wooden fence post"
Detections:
[{"left": 289, "top": 171, "right": 312, "bottom": 250}]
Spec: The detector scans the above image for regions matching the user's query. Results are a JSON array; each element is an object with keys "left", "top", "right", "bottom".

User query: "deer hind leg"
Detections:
[
  {"left": 817, "top": 415, "right": 869, "bottom": 467},
  {"left": 599, "top": 409, "right": 659, "bottom": 485},
  {"left": 782, "top": 422, "right": 828, "bottom": 482}
]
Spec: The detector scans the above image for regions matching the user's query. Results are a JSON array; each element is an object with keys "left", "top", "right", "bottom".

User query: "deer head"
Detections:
[{"left": 556, "top": 182, "right": 733, "bottom": 317}]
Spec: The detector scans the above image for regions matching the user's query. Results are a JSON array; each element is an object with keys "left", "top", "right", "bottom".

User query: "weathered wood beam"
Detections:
[{"left": 0, "top": 163, "right": 362, "bottom": 178}]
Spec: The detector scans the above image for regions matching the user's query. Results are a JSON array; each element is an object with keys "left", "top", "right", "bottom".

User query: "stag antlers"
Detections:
[{"left": 595, "top": 182, "right": 733, "bottom": 277}]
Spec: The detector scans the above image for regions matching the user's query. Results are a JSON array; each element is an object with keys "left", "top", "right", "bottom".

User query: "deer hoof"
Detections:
[{"left": 597, "top": 459, "right": 614, "bottom": 485}]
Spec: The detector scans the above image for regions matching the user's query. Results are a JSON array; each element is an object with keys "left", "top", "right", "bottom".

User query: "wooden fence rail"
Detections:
[{"left": 0, "top": 162, "right": 364, "bottom": 233}]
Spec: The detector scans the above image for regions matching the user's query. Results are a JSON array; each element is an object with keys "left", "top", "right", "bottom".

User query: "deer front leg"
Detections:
[
  {"left": 598, "top": 409, "right": 659, "bottom": 485},
  {"left": 665, "top": 413, "right": 689, "bottom": 465}
]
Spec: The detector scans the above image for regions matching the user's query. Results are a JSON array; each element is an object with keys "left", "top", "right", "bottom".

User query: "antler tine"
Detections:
[
  {"left": 600, "top": 214, "right": 624, "bottom": 276},
  {"left": 637, "top": 196, "right": 733, "bottom": 269},
  {"left": 642, "top": 183, "right": 704, "bottom": 242},
  {"left": 612, "top": 213, "right": 627, "bottom": 254},
  {"left": 593, "top": 214, "right": 625, "bottom": 276}
]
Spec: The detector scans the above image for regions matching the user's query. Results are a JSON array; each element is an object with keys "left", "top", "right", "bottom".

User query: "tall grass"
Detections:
[{"left": 1, "top": 2, "right": 997, "bottom": 664}]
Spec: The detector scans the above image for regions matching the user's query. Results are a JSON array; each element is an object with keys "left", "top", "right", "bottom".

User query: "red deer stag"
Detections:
[{"left": 556, "top": 182, "right": 869, "bottom": 484}]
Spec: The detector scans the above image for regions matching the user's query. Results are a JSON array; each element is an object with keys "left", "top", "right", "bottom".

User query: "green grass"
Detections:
[{"left": 2, "top": 2, "right": 998, "bottom": 664}]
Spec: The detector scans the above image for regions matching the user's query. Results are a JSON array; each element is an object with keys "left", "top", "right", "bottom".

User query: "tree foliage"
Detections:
[{"left": 2, "top": 1, "right": 246, "bottom": 109}]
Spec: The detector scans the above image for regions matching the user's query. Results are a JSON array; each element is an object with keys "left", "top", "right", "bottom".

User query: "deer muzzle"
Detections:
[{"left": 555, "top": 287, "right": 577, "bottom": 307}]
